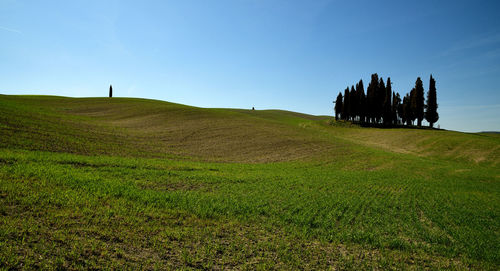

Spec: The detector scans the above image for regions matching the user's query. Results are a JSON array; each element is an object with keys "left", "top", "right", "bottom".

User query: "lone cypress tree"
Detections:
[
  {"left": 425, "top": 75, "right": 439, "bottom": 128},
  {"left": 334, "top": 92, "right": 343, "bottom": 121},
  {"left": 109, "top": 85, "right": 113, "bottom": 98},
  {"left": 415, "top": 77, "right": 424, "bottom": 126}
]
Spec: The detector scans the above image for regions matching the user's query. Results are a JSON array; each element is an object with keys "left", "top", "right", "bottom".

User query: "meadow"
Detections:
[{"left": 0, "top": 95, "right": 499, "bottom": 269}]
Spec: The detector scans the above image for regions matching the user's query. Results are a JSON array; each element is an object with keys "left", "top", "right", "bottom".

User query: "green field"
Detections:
[{"left": 1, "top": 95, "right": 499, "bottom": 270}]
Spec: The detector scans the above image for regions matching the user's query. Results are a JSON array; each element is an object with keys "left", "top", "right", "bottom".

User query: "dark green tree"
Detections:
[
  {"left": 403, "top": 93, "right": 411, "bottom": 125},
  {"left": 342, "top": 87, "right": 350, "bottom": 121},
  {"left": 397, "top": 93, "right": 404, "bottom": 125},
  {"left": 350, "top": 85, "right": 357, "bottom": 121},
  {"left": 366, "top": 73, "right": 379, "bottom": 124},
  {"left": 334, "top": 92, "right": 343, "bottom": 121},
  {"left": 392, "top": 92, "right": 401, "bottom": 125},
  {"left": 425, "top": 75, "right": 439, "bottom": 128},
  {"left": 376, "top": 77, "right": 386, "bottom": 124},
  {"left": 415, "top": 77, "right": 425, "bottom": 126},
  {"left": 383, "top": 77, "right": 392, "bottom": 125},
  {"left": 356, "top": 79, "right": 365, "bottom": 123},
  {"left": 109, "top": 85, "right": 113, "bottom": 98},
  {"left": 410, "top": 88, "right": 417, "bottom": 125}
]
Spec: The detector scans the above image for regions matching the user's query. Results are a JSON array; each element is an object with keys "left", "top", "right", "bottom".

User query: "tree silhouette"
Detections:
[
  {"left": 383, "top": 77, "right": 392, "bottom": 125},
  {"left": 350, "top": 85, "right": 357, "bottom": 121},
  {"left": 392, "top": 92, "right": 401, "bottom": 125},
  {"left": 356, "top": 80, "right": 365, "bottom": 123},
  {"left": 397, "top": 93, "right": 404, "bottom": 125},
  {"left": 425, "top": 75, "right": 439, "bottom": 128},
  {"left": 410, "top": 88, "right": 417, "bottom": 125},
  {"left": 415, "top": 77, "right": 425, "bottom": 126},
  {"left": 376, "top": 77, "right": 386, "bottom": 124},
  {"left": 109, "top": 85, "right": 113, "bottom": 98},
  {"left": 334, "top": 73, "right": 439, "bottom": 129},
  {"left": 367, "top": 73, "right": 379, "bottom": 124},
  {"left": 403, "top": 93, "right": 411, "bottom": 125},
  {"left": 335, "top": 92, "right": 343, "bottom": 121},
  {"left": 343, "top": 87, "right": 350, "bottom": 120}
]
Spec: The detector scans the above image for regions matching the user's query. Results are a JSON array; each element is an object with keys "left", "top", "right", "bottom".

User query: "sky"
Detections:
[{"left": 1, "top": 0, "right": 500, "bottom": 132}]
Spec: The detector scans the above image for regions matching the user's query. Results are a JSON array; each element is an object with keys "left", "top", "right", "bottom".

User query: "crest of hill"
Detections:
[{"left": 0, "top": 95, "right": 498, "bottom": 166}]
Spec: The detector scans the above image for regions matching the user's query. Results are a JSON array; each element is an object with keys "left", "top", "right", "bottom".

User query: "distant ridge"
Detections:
[{"left": 481, "top": 131, "right": 500, "bottom": 134}]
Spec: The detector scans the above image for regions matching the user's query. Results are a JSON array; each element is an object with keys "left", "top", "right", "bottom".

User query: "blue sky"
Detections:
[{"left": 1, "top": 0, "right": 499, "bottom": 132}]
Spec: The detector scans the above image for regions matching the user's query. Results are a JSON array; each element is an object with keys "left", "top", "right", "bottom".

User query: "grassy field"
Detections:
[{"left": 0, "top": 95, "right": 499, "bottom": 269}]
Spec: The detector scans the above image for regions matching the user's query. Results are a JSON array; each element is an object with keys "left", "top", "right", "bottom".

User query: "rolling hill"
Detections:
[
  {"left": 1, "top": 95, "right": 498, "bottom": 165},
  {"left": 0, "top": 95, "right": 499, "bottom": 269}
]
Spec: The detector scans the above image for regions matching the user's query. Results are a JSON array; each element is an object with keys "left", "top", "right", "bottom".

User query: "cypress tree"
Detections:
[
  {"left": 377, "top": 78, "right": 386, "bottom": 124},
  {"left": 367, "top": 74, "right": 379, "bottom": 124},
  {"left": 393, "top": 92, "right": 401, "bottom": 125},
  {"left": 425, "top": 75, "right": 439, "bottom": 128},
  {"left": 410, "top": 88, "right": 417, "bottom": 125},
  {"left": 109, "top": 85, "right": 113, "bottom": 98},
  {"left": 397, "top": 93, "right": 404, "bottom": 125},
  {"left": 383, "top": 77, "right": 392, "bottom": 125},
  {"left": 366, "top": 82, "right": 373, "bottom": 123},
  {"left": 343, "top": 87, "right": 350, "bottom": 121},
  {"left": 350, "top": 85, "right": 357, "bottom": 121},
  {"left": 403, "top": 93, "right": 411, "bottom": 126},
  {"left": 415, "top": 77, "right": 425, "bottom": 126},
  {"left": 335, "top": 92, "right": 343, "bottom": 121},
  {"left": 356, "top": 79, "right": 365, "bottom": 123},
  {"left": 402, "top": 95, "right": 407, "bottom": 125}
]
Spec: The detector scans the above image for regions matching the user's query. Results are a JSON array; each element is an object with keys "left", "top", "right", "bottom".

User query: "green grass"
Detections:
[{"left": 0, "top": 95, "right": 499, "bottom": 269}]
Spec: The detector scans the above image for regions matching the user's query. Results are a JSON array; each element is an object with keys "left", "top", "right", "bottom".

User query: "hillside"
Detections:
[
  {"left": 1, "top": 95, "right": 498, "bottom": 166},
  {"left": 0, "top": 95, "right": 339, "bottom": 162},
  {"left": 1, "top": 95, "right": 499, "bottom": 269}
]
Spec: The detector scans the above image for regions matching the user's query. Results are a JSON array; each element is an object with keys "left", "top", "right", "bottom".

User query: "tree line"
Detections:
[{"left": 334, "top": 74, "right": 439, "bottom": 128}]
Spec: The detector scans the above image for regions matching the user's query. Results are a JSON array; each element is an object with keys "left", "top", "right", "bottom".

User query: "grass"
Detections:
[{"left": 0, "top": 95, "right": 499, "bottom": 269}]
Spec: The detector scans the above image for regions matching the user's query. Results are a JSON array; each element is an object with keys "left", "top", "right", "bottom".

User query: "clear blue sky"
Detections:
[{"left": 1, "top": 0, "right": 499, "bottom": 132}]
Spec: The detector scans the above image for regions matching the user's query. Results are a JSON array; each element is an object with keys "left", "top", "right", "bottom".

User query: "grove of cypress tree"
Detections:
[
  {"left": 425, "top": 75, "right": 439, "bottom": 128},
  {"left": 415, "top": 77, "right": 425, "bottom": 126},
  {"left": 334, "top": 73, "right": 440, "bottom": 128}
]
